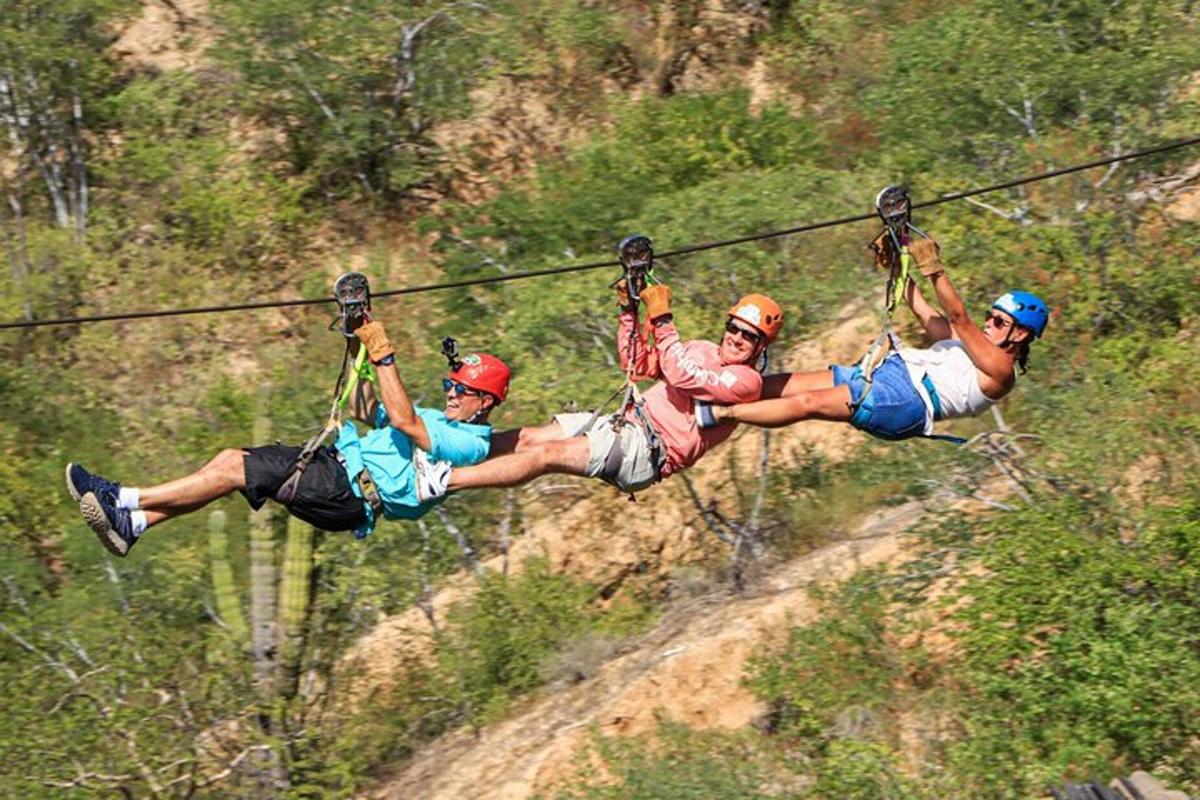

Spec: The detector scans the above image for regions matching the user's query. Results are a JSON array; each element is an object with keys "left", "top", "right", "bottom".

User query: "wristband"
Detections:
[{"left": 374, "top": 354, "right": 396, "bottom": 367}]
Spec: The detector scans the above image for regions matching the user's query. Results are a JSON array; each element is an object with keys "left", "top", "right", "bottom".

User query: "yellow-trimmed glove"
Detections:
[
  {"left": 869, "top": 231, "right": 897, "bottom": 271},
  {"left": 640, "top": 284, "right": 673, "bottom": 321},
  {"left": 908, "top": 238, "right": 945, "bottom": 278},
  {"left": 355, "top": 320, "right": 395, "bottom": 364}
]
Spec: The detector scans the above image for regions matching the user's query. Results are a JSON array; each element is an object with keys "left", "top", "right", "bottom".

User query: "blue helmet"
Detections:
[{"left": 992, "top": 291, "right": 1049, "bottom": 338}]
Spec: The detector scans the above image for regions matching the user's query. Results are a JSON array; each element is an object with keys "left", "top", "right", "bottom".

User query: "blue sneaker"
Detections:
[
  {"left": 79, "top": 491, "right": 138, "bottom": 557},
  {"left": 65, "top": 462, "right": 121, "bottom": 505}
]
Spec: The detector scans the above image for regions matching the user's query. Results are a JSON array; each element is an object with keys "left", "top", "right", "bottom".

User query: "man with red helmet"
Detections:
[
  {"left": 411, "top": 283, "right": 782, "bottom": 500},
  {"left": 66, "top": 320, "right": 511, "bottom": 556}
]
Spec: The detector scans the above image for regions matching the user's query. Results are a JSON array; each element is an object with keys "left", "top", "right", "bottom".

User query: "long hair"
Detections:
[{"left": 1016, "top": 340, "right": 1031, "bottom": 374}]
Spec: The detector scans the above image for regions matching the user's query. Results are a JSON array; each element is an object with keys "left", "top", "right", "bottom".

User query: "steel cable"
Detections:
[{"left": 2, "top": 134, "right": 1198, "bottom": 331}]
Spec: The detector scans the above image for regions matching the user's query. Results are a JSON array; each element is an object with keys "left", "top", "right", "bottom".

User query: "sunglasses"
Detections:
[
  {"left": 442, "top": 378, "right": 483, "bottom": 397},
  {"left": 724, "top": 320, "right": 763, "bottom": 344},
  {"left": 984, "top": 311, "right": 1013, "bottom": 330}
]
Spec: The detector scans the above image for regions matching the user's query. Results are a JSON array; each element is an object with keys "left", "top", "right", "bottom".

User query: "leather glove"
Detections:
[
  {"left": 640, "top": 284, "right": 673, "bottom": 321},
  {"left": 355, "top": 320, "right": 395, "bottom": 364},
  {"left": 908, "top": 238, "right": 944, "bottom": 278},
  {"left": 869, "top": 231, "right": 897, "bottom": 271}
]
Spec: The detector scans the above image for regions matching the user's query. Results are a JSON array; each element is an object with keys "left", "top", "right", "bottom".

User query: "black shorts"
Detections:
[{"left": 241, "top": 444, "right": 367, "bottom": 532}]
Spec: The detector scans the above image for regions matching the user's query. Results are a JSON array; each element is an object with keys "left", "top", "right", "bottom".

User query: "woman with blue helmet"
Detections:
[{"left": 701, "top": 234, "right": 1048, "bottom": 440}]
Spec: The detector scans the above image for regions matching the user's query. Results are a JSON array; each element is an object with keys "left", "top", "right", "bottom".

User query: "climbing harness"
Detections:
[
  {"left": 852, "top": 187, "right": 926, "bottom": 419},
  {"left": 848, "top": 188, "right": 966, "bottom": 443},
  {"left": 275, "top": 272, "right": 377, "bottom": 505}
]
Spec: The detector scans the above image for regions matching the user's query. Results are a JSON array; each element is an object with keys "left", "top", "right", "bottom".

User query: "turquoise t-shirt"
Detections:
[{"left": 334, "top": 405, "right": 491, "bottom": 538}]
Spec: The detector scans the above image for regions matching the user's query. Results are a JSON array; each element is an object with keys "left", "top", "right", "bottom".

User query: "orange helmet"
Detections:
[{"left": 727, "top": 294, "right": 783, "bottom": 344}]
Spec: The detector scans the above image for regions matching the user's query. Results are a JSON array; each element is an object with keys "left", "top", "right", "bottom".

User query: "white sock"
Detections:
[
  {"left": 130, "top": 511, "right": 148, "bottom": 537},
  {"left": 118, "top": 487, "right": 140, "bottom": 510}
]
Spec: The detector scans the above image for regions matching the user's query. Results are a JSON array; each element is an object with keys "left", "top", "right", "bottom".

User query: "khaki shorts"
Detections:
[{"left": 554, "top": 412, "right": 661, "bottom": 494}]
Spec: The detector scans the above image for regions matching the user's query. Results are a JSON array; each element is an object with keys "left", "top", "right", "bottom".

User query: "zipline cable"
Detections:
[{"left": 3, "top": 133, "right": 1198, "bottom": 331}]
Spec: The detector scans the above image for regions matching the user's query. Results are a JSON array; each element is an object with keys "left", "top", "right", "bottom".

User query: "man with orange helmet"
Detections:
[
  {"left": 66, "top": 320, "right": 511, "bottom": 556},
  {"left": 411, "top": 281, "right": 782, "bottom": 500}
]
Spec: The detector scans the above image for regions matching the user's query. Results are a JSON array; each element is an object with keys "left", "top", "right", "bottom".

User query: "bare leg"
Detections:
[
  {"left": 760, "top": 368, "right": 836, "bottom": 399},
  {"left": 486, "top": 421, "right": 568, "bottom": 457},
  {"left": 449, "top": 436, "right": 590, "bottom": 491},
  {"left": 721, "top": 385, "right": 854, "bottom": 428},
  {"left": 137, "top": 449, "right": 248, "bottom": 515}
]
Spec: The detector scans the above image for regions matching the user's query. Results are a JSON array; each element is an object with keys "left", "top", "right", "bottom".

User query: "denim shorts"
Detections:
[{"left": 831, "top": 355, "right": 928, "bottom": 441}]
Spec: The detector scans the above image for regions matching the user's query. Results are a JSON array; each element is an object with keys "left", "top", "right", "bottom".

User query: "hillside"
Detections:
[{"left": 2, "top": 2, "right": 1199, "bottom": 799}]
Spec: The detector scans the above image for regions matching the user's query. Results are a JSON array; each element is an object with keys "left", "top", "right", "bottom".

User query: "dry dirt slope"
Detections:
[{"left": 366, "top": 501, "right": 922, "bottom": 800}]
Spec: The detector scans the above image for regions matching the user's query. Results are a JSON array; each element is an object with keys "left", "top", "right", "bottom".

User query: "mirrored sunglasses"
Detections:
[{"left": 442, "top": 378, "right": 482, "bottom": 397}]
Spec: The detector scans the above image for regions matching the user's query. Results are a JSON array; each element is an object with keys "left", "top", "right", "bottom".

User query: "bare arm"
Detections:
[
  {"left": 928, "top": 273, "right": 1014, "bottom": 397},
  {"left": 347, "top": 376, "right": 380, "bottom": 425},
  {"left": 903, "top": 277, "right": 953, "bottom": 341},
  {"left": 375, "top": 362, "right": 433, "bottom": 451}
]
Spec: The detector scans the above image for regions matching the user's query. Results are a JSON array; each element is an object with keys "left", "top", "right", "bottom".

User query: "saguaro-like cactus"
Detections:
[
  {"left": 278, "top": 515, "right": 317, "bottom": 700},
  {"left": 207, "top": 510, "right": 250, "bottom": 646},
  {"left": 249, "top": 388, "right": 278, "bottom": 693},
  {"left": 202, "top": 384, "right": 323, "bottom": 794}
]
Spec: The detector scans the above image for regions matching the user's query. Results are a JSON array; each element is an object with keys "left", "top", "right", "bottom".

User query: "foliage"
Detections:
[
  {"left": 3, "top": 0, "right": 1200, "bottom": 795},
  {"left": 544, "top": 721, "right": 798, "bottom": 800},
  {"left": 211, "top": 0, "right": 501, "bottom": 202},
  {"left": 870, "top": 0, "right": 1200, "bottom": 173},
  {"left": 438, "top": 558, "right": 652, "bottom": 725}
]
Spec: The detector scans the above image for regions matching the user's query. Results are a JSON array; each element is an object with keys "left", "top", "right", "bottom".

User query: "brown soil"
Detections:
[
  {"left": 365, "top": 501, "right": 920, "bottom": 800},
  {"left": 112, "top": 0, "right": 214, "bottom": 72}
]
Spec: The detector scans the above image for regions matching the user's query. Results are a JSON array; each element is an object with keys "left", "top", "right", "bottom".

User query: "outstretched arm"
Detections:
[
  {"left": 927, "top": 271, "right": 1014, "bottom": 395},
  {"left": 909, "top": 241, "right": 1015, "bottom": 396},
  {"left": 346, "top": 372, "right": 381, "bottom": 425},
  {"left": 903, "top": 276, "right": 952, "bottom": 341},
  {"left": 356, "top": 321, "right": 433, "bottom": 450}
]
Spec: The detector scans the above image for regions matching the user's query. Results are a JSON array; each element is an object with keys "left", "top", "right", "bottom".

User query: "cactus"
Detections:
[
  {"left": 277, "top": 515, "right": 317, "bottom": 700},
  {"left": 249, "top": 386, "right": 279, "bottom": 693},
  {"left": 207, "top": 510, "right": 250, "bottom": 646}
]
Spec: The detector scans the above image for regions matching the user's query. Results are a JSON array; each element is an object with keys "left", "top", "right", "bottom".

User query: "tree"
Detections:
[{"left": 213, "top": 0, "right": 499, "bottom": 202}]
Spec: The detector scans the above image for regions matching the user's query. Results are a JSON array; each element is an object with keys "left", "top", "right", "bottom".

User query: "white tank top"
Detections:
[{"left": 896, "top": 340, "right": 999, "bottom": 423}]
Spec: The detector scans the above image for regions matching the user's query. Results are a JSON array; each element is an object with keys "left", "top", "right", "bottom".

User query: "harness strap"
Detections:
[
  {"left": 355, "top": 463, "right": 384, "bottom": 513},
  {"left": 920, "top": 373, "right": 944, "bottom": 421},
  {"left": 852, "top": 329, "right": 903, "bottom": 413},
  {"left": 276, "top": 345, "right": 370, "bottom": 505},
  {"left": 274, "top": 419, "right": 338, "bottom": 505}
]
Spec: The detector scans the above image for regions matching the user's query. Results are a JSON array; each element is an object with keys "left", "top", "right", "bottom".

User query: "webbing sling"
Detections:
[{"left": 275, "top": 346, "right": 372, "bottom": 504}]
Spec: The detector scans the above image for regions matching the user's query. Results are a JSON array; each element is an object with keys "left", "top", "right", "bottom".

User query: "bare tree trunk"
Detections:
[{"left": 68, "top": 74, "right": 87, "bottom": 241}]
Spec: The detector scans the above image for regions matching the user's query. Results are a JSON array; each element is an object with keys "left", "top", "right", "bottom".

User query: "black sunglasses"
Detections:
[
  {"left": 724, "top": 320, "right": 763, "bottom": 344},
  {"left": 442, "top": 378, "right": 483, "bottom": 397},
  {"left": 984, "top": 311, "right": 1013, "bottom": 329}
]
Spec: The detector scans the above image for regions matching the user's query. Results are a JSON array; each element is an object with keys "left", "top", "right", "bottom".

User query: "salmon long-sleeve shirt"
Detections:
[{"left": 617, "top": 311, "right": 762, "bottom": 477}]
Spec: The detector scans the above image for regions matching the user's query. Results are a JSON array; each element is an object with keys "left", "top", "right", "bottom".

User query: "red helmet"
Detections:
[
  {"left": 449, "top": 353, "right": 511, "bottom": 403},
  {"left": 728, "top": 294, "right": 784, "bottom": 344}
]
